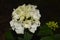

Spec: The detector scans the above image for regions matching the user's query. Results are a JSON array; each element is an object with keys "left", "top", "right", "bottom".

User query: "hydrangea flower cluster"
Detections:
[
  {"left": 46, "top": 21, "right": 58, "bottom": 30},
  {"left": 10, "top": 4, "right": 41, "bottom": 34}
]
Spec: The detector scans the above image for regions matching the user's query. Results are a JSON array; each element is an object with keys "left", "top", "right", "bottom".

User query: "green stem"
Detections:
[{"left": 24, "top": 31, "right": 33, "bottom": 40}]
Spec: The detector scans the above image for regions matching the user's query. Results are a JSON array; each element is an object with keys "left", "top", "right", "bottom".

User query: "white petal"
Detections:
[
  {"left": 10, "top": 20, "right": 14, "bottom": 27},
  {"left": 10, "top": 20, "right": 15, "bottom": 30},
  {"left": 30, "top": 10, "right": 40, "bottom": 20},
  {"left": 10, "top": 20, "right": 24, "bottom": 34},
  {"left": 13, "top": 21, "right": 24, "bottom": 34},
  {"left": 29, "top": 27, "right": 37, "bottom": 33},
  {"left": 12, "top": 10, "right": 19, "bottom": 19},
  {"left": 29, "top": 24, "right": 38, "bottom": 33},
  {"left": 11, "top": 27, "right": 15, "bottom": 30},
  {"left": 36, "top": 10, "right": 41, "bottom": 18},
  {"left": 13, "top": 14, "right": 19, "bottom": 19},
  {"left": 15, "top": 26, "right": 24, "bottom": 34}
]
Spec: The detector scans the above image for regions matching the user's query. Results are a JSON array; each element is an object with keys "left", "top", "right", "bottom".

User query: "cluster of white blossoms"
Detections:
[{"left": 10, "top": 4, "right": 41, "bottom": 34}]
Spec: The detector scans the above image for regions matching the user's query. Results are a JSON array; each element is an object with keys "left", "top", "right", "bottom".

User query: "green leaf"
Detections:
[
  {"left": 54, "top": 34, "right": 60, "bottom": 40},
  {"left": 18, "top": 37, "right": 23, "bottom": 40},
  {"left": 5, "top": 31, "right": 14, "bottom": 40},
  {"left": 38, "top": 25, "right": 53, "bottom": 37},
  {"left": 40, "top": 36, "right": 54, "bottom": 40},
  {"left": 24, "top": 31, "right": 33, "bottom": 40}
]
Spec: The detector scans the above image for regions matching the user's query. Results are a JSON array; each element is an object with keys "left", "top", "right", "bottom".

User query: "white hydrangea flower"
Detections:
[{"left": 10, "top": 4, "right": 41, "bottom": 34}]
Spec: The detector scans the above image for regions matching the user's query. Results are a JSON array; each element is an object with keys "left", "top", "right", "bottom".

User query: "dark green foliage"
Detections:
[
  {"left": 17, "top": 37, "right": 23, "bottom": 40},
  {"left": 40, "top": 36, "right": 54, "bottom": 40},
  {"left": 5, "top": 31, "right": 14, "bottom": 40},
  {"left": 24, "top": 31, "right": 33, "bottom": 40},
  {"left": 5, "top": 25, "right": 60, "bottom": 40},
  {"left": 54, "top": 34, "right": 60, "bottom": 40},
  {"left": 38, "top": 25, "right": 53, "bottom": 37}
]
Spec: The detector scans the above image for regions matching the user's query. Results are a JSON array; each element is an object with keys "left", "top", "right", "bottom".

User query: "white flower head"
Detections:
[{"left": 10, "top": 4, "right": 41, "bottom": 34}]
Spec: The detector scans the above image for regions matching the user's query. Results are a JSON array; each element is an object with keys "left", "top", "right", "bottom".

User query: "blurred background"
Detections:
[{"left": 0, "top": 0, "right": 60, "bottom": 40}]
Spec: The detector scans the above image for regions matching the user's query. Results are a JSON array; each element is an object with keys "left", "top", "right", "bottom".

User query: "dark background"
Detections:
[{"left": 0, "top": 0, "right": 60, "bottom": 40}]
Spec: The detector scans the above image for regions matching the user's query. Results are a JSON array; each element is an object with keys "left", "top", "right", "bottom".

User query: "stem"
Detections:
[{"left": 24, "top": 31, "right": 33, "bottom": 40}]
